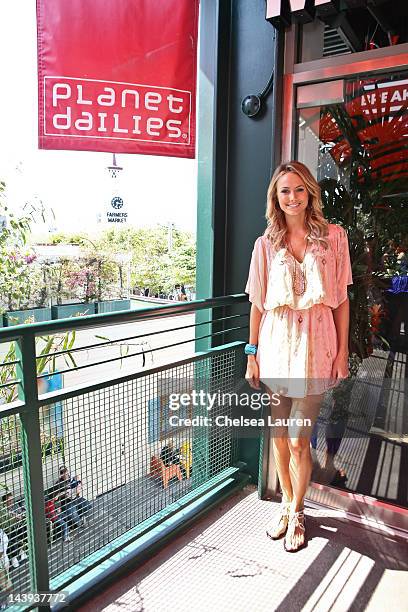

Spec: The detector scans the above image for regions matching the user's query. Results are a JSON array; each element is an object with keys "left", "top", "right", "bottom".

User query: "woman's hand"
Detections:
[
  {"left": 245, "top": 355, "right": 261, "bottom": 390},
  {"left": 331, "top": 350, "right": 349, "bottom": 382}
]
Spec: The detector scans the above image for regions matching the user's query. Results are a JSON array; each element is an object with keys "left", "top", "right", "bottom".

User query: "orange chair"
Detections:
[{"left": 150, "top": 456, "right": 183, "bottom": 489}]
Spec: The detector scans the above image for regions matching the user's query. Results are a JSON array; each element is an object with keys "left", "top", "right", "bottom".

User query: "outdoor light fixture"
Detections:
[
  {"left": 107, "top": 153, "right": 123, "bottom": 179},
  {"left": 242, "top": 70, "right": 274, "bottom": 118}
]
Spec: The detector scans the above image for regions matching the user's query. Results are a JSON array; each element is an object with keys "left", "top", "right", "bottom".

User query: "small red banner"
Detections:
[{"left": 37, "top": 0, "right": 199, "bottom": 158}]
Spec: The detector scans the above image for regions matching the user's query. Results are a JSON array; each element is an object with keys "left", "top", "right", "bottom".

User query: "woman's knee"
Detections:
[
  {"left": 273, "top": 436, "right": 289, "bottom": 451},
  {"left": 269, "top": 391, "right": 291, "bottom": 421},
  {"left": 288, "top": 437, "right": 310, "bottom": 457}
]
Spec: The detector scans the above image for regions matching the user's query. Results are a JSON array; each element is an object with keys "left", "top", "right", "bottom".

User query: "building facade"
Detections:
[{"left": 197, "top": 0, "right": 408, "bottom": 526}]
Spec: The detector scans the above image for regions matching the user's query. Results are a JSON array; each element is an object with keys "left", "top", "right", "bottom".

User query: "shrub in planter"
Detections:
[{"left": 0, "top": 182, "right": 39, "bottom": 313}]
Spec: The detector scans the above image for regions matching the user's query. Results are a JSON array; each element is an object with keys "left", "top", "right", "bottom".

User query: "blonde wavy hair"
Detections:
[{"left": 265, "top": 161, "right": 329, "bottom": 251}]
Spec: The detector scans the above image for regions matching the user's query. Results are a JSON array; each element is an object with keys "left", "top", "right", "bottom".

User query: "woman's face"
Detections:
[{"left": 276, "top": 172, "right": 309, "bottom": 217}]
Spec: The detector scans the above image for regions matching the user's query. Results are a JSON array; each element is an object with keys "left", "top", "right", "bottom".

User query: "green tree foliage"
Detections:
[
  {"left": 1, "top": 181, "right": 196, "bottom": 310},
  {"left": 94, "top": 225, "right": 196, "bottom": 294},
  {"left": 0, "top": 181, "right": 39, "bottom": 313}
]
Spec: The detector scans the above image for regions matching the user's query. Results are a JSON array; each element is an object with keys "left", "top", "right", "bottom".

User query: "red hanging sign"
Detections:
[{"left": 37, "top": 0, "right": 199, "bottom": 158}]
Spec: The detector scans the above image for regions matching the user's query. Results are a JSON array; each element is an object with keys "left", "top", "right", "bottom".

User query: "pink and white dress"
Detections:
[{"left": 245, "top": 223, "right": 353, "bottom": 398}]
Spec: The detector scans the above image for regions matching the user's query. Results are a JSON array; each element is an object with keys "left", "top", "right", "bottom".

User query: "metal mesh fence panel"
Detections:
[
  {"left": 38, "top": 346, "right": 242, "bottom": 584},
  {"left": 0, "top": 413, "right": 31, "bottom": 605}
]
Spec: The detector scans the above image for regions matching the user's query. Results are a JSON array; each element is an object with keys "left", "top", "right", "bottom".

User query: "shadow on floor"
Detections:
[{"left": 76, "top": 485, "right": 408, "bottom": 612}]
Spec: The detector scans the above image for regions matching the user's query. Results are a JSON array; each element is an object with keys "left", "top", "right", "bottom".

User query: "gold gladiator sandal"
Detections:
[
  {"left": 266, "top": 502, "right": 291, "bottom": 540},
  {"left": 284, "top": 509, "right": 306, "bottom": 552}
]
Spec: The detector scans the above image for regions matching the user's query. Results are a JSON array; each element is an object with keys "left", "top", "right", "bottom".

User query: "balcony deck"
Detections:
[
  {"left": 77, "top": 485, "right": 408, "bottom": 612},
  {"left": 1, "top": 297, "right": 407, "bottom": 610}
]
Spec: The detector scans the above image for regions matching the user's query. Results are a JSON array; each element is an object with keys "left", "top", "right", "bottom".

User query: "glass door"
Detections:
[{"left": 295, "top": 71, "right": 408, "bottom": 510}]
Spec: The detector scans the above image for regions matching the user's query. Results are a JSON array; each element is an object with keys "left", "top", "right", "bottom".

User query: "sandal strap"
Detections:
[
  {"left": 279, "top": 502, "right": 291, "bottom": 517},
  {"left": 288, "top": 510, "right": 305, "bottom": 532}
]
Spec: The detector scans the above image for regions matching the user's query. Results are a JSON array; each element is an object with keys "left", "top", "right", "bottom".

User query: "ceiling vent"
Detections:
[{"left": 323, "top": 24, "right": 352, "bottom": 56}]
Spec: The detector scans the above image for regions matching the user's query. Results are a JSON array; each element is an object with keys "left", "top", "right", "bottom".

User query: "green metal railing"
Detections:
[{"left": 0, "top": 295, "right": 249, "bottom": 609}]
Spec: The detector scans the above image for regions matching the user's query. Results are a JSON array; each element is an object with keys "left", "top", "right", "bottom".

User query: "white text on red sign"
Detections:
[{"left": 44, "top": 77, "right": 192, "bottom": 146}]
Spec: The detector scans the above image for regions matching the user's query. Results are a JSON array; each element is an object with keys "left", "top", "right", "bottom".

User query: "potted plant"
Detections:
[
  {"left": 51, "top": 261, "right": 97, "bottom": 318},
  {"left": 0, "top": 330, "right": 76, "bottom": 471},
  {"left": 95, "top": 255, "right": 131, "bottom": 313},
  {"left": 0, "top": 182, "right": 53, "bottom": 326},
  {"left": 2, "top": 258, "right": 54, "bottom": 326}
]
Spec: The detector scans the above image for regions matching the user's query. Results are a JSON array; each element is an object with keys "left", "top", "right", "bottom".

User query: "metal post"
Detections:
[
  {"left": 195, "top": 0, "right": 230, "bottom": 352},
  {"left": 16, "top": 332, "right": 50, "bottom": 599},
  {"left": 192, "top": 357, "right": 211, "bottom": 486}
]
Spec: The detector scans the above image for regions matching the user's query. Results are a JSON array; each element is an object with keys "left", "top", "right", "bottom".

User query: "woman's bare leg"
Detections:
[
  {"left": 265, "top": 391, "right": 294, "bottom": 538},
  {"left": 268, "top": 392, "right": 293, "bottom": 502},
  {"left": 286, "top": 394, "right": 323, "bottom": 550}
]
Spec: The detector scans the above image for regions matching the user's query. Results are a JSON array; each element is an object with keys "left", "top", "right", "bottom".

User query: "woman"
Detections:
[
  {"left": 45, "top": 490, "right": 71, "bottom": 543},
  {"left": 245, "top": 161, "right": 352, "bottom": 552}
]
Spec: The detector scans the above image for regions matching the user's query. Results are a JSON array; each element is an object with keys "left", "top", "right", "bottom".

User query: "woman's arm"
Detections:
[
  {"left": 331, "top": 297, "right": 350, "bottom": 379},
  {"left": 246, "top": 304, "right": 263, "bottom": 389},
  {"left": 249, "top": 303, "right": 262, "bottom": 345},
  {"left": 245, "top": 235, "right": 268, "bottom": 389}
]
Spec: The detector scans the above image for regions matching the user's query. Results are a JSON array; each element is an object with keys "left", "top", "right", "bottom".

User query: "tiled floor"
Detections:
[{"left": 77, "top": 485, "right": 408, "bottom": 612}]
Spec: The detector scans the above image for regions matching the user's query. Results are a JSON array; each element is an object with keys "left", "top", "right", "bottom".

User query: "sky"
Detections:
[{"left": 0, "top": 2, "right": 198, "bottom": 236}]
